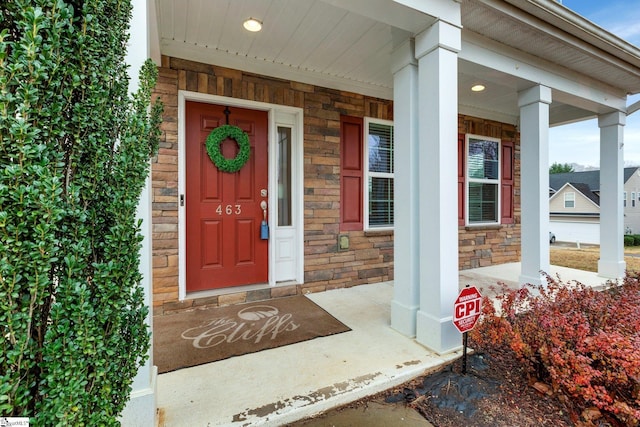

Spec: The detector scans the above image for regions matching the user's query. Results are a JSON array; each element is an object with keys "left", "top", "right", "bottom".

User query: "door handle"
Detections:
[
  {"left": 260, "top": 201, "right": 269, "bottom": 240},
  {"left": 260, "top": 200, "right": 267, "bottom": 219}
]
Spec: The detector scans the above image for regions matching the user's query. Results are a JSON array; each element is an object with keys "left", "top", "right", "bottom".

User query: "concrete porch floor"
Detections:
[{"left": 156, "top": 263, "right": 613, "bottom": 426}]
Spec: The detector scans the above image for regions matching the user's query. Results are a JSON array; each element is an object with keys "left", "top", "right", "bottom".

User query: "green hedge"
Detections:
[
  {"left": 1, "top": 1, "right": 162, "bottom": 425},
  {"left": 624, "top": 234, "right": 640, "bottom": 246},
  {"left": 625, "top": 235, "right": 636, "bottom": 246}
]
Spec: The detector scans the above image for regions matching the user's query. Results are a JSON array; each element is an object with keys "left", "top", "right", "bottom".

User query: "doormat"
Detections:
[{"left": 153, "top": 295, "right": 351, "bottom": 374}]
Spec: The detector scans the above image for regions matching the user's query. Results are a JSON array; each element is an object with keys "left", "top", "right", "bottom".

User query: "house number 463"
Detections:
[{"left": 216, "top": 204, "right": 241, "bottom": 215}]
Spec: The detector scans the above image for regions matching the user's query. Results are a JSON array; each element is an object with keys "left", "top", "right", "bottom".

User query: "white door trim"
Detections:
[{"left": 177, "top": 91, "right": 304, "bottom": 300}]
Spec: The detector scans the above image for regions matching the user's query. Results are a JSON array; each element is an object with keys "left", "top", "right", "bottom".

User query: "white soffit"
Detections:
[
  {"left": 155, "top": 0, "right": 437, "bottom": 100},
  {"left": 462, "top": 0, "right": 640, "bottom": 95},
  {"left": 155, "top": 0, "right": 639, "bottom": 123}
]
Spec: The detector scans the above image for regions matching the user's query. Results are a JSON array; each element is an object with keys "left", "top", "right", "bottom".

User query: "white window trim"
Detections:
[
  {"left": 363, "top": 117, "right": 394, "bottom": 231},
  {"left": 465, "top": 134, "right": 501, "bottom": 226},
  {"left": 564, "top": 192, "right": 575, "bottom": 208}
]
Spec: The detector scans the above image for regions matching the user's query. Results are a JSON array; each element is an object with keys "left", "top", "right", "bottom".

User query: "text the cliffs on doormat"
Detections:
[{"left": 153, "top": 295, "right": 351, "bottom": 373}]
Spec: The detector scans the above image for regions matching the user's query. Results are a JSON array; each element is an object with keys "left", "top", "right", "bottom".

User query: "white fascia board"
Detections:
[
  {"left": 548, "top": 182, "right": 569, "bottom": 203},
  {"left": 161, "top": 40, "right": 394, "bottom": 100},
  {"left": 460, "top": 31, "right": 627, "bottom": 112},
  {"left": 458, "top": 104, "right": 518, "bottom": 126},
  {"left": 629, "top": 100, "right": 640, "bottom": 116}
]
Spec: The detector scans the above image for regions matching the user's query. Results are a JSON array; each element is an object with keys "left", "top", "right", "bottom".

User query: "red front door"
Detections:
[{"left": 185, "top": 101, "right": 269, "bottom": 291}]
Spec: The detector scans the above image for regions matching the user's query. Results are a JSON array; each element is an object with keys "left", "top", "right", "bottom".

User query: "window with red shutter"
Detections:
[{"left": 462, "top": 134, "right": 515, "bottom": 225}]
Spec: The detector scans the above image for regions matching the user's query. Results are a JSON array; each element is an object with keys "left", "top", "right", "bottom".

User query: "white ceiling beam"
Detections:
[
  {"left": 460, "top": 31, "right": 627, "bottom": 113},
  {"left": 393, "top": 0, "right": 461, "bottom": 27},
  {"left": 319, "top": 0, "right": 437, "bottom": 35}
]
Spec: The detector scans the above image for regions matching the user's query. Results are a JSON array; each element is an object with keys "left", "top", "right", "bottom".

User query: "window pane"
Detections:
[
  {"left": 468, "top": 139, "right": 498, "bottom": 180},
  {"left": 468, "top": 183, "right": 498, "bottom": 223},
  {"left": 368, "top": 123, "right": 393, "bottom": 174},
  {"left": 277, "top": 127, "right": 292, "bottom": 226},
  {"left": 564, "top": 192, "right": 575, "bottom": 208},
  {"left": 369, "top": 176, "right": 394, "bottom": 226}
]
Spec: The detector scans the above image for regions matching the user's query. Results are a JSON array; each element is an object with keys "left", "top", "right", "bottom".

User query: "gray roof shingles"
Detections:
[
  {"left": 549, "top": 167, "right": 638, "bottom": 192},
  {"left": 549, "top": 167, "right": 639, "bottom": 207},
  {"left": 569, "top": 182, "right": 600, "bottom": 205}
]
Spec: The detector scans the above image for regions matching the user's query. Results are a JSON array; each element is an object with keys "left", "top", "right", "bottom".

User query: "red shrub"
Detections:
[{"left": 471, "top": 272, "right": 640, "bottom": 424}]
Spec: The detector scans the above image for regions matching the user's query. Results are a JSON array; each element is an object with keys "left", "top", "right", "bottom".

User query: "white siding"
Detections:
[
  {"left": 624, "top": 169, "right": 640, "bottom": 233},
  {"left": 549, "top": 185, "right": 599, "bottom": 214}
]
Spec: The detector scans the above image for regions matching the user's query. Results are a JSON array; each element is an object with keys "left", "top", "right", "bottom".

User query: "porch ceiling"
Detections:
[{"left": 154, "top": 0, "right": 640, "bottom": 126}]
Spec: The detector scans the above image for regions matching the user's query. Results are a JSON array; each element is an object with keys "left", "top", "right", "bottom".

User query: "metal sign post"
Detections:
[{"left": 453, "top": 285, "right": 482, "bottom": 374}]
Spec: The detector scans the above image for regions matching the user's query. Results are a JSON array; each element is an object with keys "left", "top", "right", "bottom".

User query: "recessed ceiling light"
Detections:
[
  {"left": 471, "top": 84, "right": 486, "bottom": 92},
  {"left": 243, "top": 18, "right": 262, "bottom": 32}
]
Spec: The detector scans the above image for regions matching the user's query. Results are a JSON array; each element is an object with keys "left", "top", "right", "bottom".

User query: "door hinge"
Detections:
[{"left": 180, "top": 194, "right": 185, "bottom": 207}]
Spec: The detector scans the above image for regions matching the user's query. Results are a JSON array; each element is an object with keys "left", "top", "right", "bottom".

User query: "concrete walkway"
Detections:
[
  {"left": 157, "top": 282, "right": 459, "bottom": 426},
  {"left": 292, "top": 401, "right": 434, "bottom": 426},
  {"left": 156, "top": 263, "right": 614, "bottom": 426},
  {"left": 460, "top": 261, "right": 614, "bottom": 292}
]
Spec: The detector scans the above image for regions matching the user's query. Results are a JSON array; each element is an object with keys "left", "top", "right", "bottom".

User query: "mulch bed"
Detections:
[
  {"left": 382, "top": 341, "right": 632, "bottom": 427},
  {"left": 295, "top": 341, "right": 631, "bottom": 426},
  {"left": 392, "top": 347, "right": 577, "bottom": 427}
]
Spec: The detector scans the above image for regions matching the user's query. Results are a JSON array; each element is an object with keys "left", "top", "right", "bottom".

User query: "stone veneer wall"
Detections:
[
  {"left": 150, "top": 56, "right": 521, "bottom": 315},
  {"left": 151, "top": 56, "right": 393, "bottom": 315},
  {"left": 458, "top": 115, "right": 521, "bottom": 269}
]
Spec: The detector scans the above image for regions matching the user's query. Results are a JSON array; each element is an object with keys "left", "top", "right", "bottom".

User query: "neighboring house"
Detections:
[
  {"left": 549, "top": 167, "right": 640, "bottom": 244},
  {"left": 122, "top": 0, "right": 640, "bottom": 421},
  {"left": 549, "top": 181, "right": 601, "bottom": 244}
]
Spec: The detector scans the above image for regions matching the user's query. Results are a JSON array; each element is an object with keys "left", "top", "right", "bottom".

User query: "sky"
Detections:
[{"left": 548, "top": 0, "right": 640, "bottom": 169}]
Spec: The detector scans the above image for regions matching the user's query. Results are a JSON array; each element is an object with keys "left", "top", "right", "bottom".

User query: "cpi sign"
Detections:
[{"left": 453, "top": 286, "right": 482, "bottom": 333}]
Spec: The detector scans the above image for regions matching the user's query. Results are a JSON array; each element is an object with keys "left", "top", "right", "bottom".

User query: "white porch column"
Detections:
[
  {"left": 518, "top": 85, "right": 552, "bottom": 286},
  {"left": 391, "top": 39, "right": 420, "bottom": 337},
  {"left": 598, "top": 111, "right": 626, "bottom": 278},
  {"left": 414, "top": 20, "right": 461, "bottom": 354},
  {"left": 120, "top": 0, "right": 157, "bottom": 425}
]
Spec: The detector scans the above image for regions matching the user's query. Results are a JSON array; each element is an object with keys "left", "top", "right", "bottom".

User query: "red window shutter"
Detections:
[
  {"left": 501, "top": 140, "right": 515, "bottom": 224},
  {"left": 458, "top": 133, "right": 465, "bottom": 226},
  {"left": 340, "top": 116, "right": 363, "bottom": 231}
]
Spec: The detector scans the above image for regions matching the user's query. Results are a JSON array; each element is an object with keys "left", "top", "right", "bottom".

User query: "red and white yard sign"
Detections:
[{"left": 453, "top": 286, "right": 482, "bottom": 333}]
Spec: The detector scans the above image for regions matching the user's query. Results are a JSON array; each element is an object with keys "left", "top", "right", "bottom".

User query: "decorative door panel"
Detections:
[{"left": 186, "top": 101, "right": 268, "bottom": 291}]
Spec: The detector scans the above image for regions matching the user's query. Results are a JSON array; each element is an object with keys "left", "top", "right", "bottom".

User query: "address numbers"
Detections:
[{"left": 216, "top": 204, "right": 242, "bottom": 215}]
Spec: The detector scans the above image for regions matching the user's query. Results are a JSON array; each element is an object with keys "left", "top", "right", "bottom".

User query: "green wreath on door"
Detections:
[{"left": 205, "top": 124, "right": 251, "bottom": 173}]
